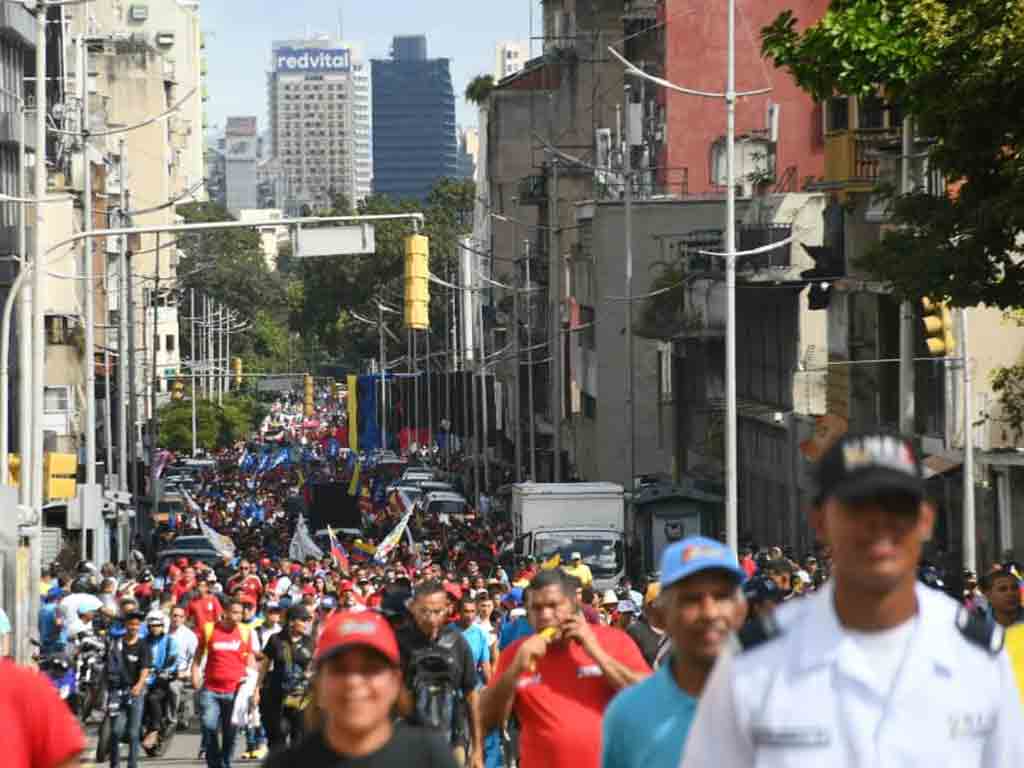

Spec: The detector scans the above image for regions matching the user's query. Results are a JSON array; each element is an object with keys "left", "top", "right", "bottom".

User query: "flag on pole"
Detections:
[
  {"left": 374, "top": 510, "right": 413, "bottom": 563},
  {"left": 347, "top": 374, "right": 359, "bottom": 453},
  {"left": 348, "top": 459, "right": 362, "bottom": 497},
  {"left": 327, "top": 525, "right": 350, "bottom": 572},
  {"left": 289, "top": 514, "right": 324, "bottom": 562}
]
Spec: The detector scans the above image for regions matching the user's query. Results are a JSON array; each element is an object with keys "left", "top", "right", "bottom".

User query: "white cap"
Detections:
[
  {"left": 601, "top": 589, "right": 619, "bottom": 606},
  {"left": 571, "top": 552, "right": 582, "bottom": 561}
]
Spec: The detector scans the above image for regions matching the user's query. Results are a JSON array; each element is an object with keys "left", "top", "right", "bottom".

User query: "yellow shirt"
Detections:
[
  {"left": 562, "top": 562, "right": 593, "bottom": 587},
  {"left": 1005, "top": 623, "right": 1024, "bottom": 705}
]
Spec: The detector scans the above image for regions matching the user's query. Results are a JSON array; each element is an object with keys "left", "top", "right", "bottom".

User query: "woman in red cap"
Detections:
[{"left": 265, "top": 611, "right": 458, "bottom": 768}]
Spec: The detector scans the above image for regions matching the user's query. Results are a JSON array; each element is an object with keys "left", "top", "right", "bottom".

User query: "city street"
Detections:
[{"left": 84, "top": 728, "right": 211, "bottom": 768}]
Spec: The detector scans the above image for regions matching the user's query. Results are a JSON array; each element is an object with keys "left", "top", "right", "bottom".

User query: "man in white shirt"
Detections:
[
  {"left": 168, "top": 606, "right": 198, "bottom": 731},
  {"left": 682, "top": 433, "right": 1024, "bottom": 768}
]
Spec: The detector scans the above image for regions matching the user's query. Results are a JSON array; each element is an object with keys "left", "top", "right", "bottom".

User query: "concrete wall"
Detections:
[{"left": 662, "top": 0, "right": 827, "bottom": 195}]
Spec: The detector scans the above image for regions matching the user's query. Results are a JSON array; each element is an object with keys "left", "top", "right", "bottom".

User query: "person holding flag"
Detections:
[{"left": 326, "top": 526, "right": 350, "bottom": 573}]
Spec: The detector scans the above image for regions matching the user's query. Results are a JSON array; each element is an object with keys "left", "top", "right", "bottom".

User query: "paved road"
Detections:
[{"left": 82, "top": 728, "right": 267, "bottom": 768}]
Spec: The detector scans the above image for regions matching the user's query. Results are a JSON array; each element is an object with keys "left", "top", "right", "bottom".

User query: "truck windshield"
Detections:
[
  {"left": 534, "top": 534, "right": 622, "bottom": 578},
  {"left": 428, "top": 500, "right": 468, "bottom": 517}
]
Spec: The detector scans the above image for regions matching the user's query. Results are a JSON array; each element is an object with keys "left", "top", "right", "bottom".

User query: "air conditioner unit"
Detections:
[
  {"left": 155, "top": 31, "right": 175, "bottom": 47},
  {"left": 128, "top": 4, "right": 149, "bottom": 22}
]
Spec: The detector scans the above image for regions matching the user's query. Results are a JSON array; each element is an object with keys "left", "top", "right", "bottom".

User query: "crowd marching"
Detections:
[{"left": 8, "top": 392, "right": 1024, "bottom": 768}]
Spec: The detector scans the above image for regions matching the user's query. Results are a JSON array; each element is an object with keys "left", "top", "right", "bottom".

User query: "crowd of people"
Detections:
[{"left": 10, "top": 399, "right": 1024, "bottom": 768}]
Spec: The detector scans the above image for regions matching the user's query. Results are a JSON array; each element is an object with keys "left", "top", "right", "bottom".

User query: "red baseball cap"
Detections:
[
  {"left": 302, "top": 584, "right": 317, "bottom": 596},
  {"left": 339, "top": 580, "right": 355, "bottom": 593},
  {"left": 314, "top": 611, "right": 400, "bottom": 667},
  {"left": 240, "top": 594, "right": 257, "bottom": 607},
  {"left": 176, "top": 557, "right": 189, "bottom": 568}
]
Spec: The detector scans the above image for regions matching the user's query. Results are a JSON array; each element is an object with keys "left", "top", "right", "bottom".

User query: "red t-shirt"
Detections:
[
  {"left": 199, "top": 623, "right": 252, "bottom": 694},
  {"left": 228, "top": 574, "right": 263, "bottom": 602},
  {"left": 492, "top": 624, "right": 650, "bottom": 768},
  {"left": 0, "top": 659, "right": 86, "bottom": 768},
  {"left": 186, "top": 595, "right": 223, "bottom": 628},
  {"left": 171, "top": 578, "right": 195, "bottom": 604}
]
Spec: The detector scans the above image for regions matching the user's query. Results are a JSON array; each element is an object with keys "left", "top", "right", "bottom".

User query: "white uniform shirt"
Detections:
[
  {"left": 681, "top": 581, "right": 1024, "bottom": 768},
  {"left": 170, "top": 624, "right": 198, "bottom": 675}
]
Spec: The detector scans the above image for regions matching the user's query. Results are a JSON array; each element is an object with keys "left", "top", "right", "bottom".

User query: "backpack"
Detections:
[{"left": 407, "top": 628, "right": 467, "bottom": 747}]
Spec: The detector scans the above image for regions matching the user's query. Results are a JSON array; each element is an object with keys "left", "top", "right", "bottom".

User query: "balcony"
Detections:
[
  {"left": 737, "top": 224, "right": 792, "bottom": 272},
  {"left": 824, "top": 128, "right": 900, "bottom": 196}
]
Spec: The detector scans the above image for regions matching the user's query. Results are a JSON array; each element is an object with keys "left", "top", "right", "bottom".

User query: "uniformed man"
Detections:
[{"left": 681, "top": 432, "right": 1024, "bottom": 767}]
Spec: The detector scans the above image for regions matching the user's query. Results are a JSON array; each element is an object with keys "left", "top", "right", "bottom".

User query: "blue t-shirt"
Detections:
[
  {"left": 601, "top": 659, "right": 698, "bottom": 768},
  {"left": 459, "top": 623, "right": 490, "bottom": 674},
  {"left": 0, "top": 607, "right": 10, "bottom": 635},
  {"left": 498, "top": 615, "right": 533, "bottom": 651}
]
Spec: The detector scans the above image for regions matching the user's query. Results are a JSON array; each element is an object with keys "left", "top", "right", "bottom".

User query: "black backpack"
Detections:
[{"left": 407, "top": 629, "right": 467, "bottom": 746}]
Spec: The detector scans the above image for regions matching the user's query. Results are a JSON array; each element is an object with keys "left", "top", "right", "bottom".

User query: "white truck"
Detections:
[{"left": 510, "top": 482, "right": 626, "bottom": 592}]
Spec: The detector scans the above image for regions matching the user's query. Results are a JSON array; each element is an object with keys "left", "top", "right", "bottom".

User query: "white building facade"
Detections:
[{"left": 268, "top": 38, "right": 372, "bottom": 212}]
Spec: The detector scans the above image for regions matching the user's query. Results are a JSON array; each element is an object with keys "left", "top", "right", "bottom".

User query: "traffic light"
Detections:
[
  {"left": 404, "top": 234, "right": 430, "bottom": 330},
  {"left": 7, "top": 453, "right": 20, "bottom": 487},
  {"left": 171, "top": 378, "right": 185, "bottom": 401},
  {"left": 304, "top": 373, "right": 314, "bottom": 417},
  {"left": 232, "top": 357, "right": 243, "bottom": 387},
  {"left": 922, "top": 298, "right": 955, "bottom": 356},
  {"left": 44, "top": 452, "right": 77, "bottom": 501}
]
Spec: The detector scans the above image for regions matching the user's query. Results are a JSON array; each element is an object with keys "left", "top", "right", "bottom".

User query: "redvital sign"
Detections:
[{"left": 275, "top": 47, "right": 351, "bottom": 73}]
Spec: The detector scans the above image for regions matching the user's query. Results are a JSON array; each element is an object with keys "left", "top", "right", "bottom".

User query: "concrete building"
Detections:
[
  {"left": 495, "top": 40, "right": 528, "bottom": 80},
  {"left": 660, "top": 0, "right": 828, "bottom": 196},
  {"left": 268, "top": 37, "right": 373, "bottom": 212},
  {"left": 224, "top": 116, "right": 260, "bottom": 214},
  {"left": 457, "top": 127, "right": 479, "bottom": 179},
  {"left": 372, "top": 35, "right": 456, "bottom": 201}
]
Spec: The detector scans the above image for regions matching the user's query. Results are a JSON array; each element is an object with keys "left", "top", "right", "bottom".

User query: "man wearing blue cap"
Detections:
[{"left": 601, "top": 536, "right": 746, "bottom": 768}]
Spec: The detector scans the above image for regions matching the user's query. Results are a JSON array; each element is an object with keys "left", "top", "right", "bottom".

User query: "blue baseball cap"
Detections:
[
  {"left": 502, "top": 587, "right": 524, "bottom": 607},
  {"left": 660, "top": 536, "right": 745, "bottom": 589}
]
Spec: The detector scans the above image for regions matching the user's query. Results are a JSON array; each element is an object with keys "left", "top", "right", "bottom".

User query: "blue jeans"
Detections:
[
  {"left": 109, "top": 692, "right": 144, "bottom": 768},
  {"left": 199, "top": 689, "right": 238, "bottom": 768},
  {"left": 484, "top": 729, "right": 502, "bottom": 768}
]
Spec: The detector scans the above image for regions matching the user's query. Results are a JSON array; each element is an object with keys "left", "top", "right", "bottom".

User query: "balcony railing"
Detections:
[
  {"left": 824, "top": 128, "right": 900, "bottom": 191},
  {"left": 737, "top": 224, "right": 792, "bottom": 271}
]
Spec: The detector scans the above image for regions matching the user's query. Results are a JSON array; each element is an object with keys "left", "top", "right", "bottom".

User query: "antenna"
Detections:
[{"left": 337, "top": 1, "right": 343, "bottom": 42}]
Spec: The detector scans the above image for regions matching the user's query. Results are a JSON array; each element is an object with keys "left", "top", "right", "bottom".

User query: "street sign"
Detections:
[{"left": 296, "top": 224, "right": 376, "bottom": 257}]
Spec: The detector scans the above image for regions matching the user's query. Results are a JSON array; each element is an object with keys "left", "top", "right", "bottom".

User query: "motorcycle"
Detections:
[
  {"left": 142, "top": 671, "right": 177, "bottom": 758},
  {"left": 38, "top": 651, "right": 77, "bottom": 707},
  {"left": 74, "top": 633, "right": 108, "bottom": 723}
]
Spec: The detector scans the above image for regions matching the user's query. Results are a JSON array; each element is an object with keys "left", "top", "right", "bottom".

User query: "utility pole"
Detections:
[
  {"left": 525, "top": 243, "right": 537, "bottom": 481},
  {"left": 18, "top": 103, "right": 30, "bottom": 509},
  {"left": 548, "top": 154, "right": 562, "bottom": 481},
  {"left": 190, "top": 288, "right": 197, "bottom": 456},
  {"left": 118, "top": 140, "right": 129, "bottom": 508},
  {"left": 150, "top": 233, "right": 160, "bottom": 491},
  {"left": 899, "top": 116, "right": 915, "bottom": 436},
  {"left": 478, "top": 263, "right": 490, "bottom": 498},
  {"left": 127, "top": 249, "right": 139, "bottom": 502},
  {"left": 80, "top": 36, "right": 97, "bottom": 488},
  {"left": 723, "top": 0, "right": 739, "bottom": 554},
  {"left": 962, "top": 307, "right": 976, "bottom": 572},
  {"left": 624, "top": 82, "right": 637, "bottom": 507},
  {"left": 512, "top": 217, "right": 523, "bottom": 483}
]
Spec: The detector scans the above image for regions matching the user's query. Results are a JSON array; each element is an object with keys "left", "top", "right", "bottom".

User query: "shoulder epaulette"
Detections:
[
  {"left": 736, "top": 613, "right": 783, "bottom": 653},
  {"left": 956, "top": 606, "right": 1004, "bottom": 654}
]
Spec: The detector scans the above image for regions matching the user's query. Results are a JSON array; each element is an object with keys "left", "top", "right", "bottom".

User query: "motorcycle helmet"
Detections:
[
  {"left": 71, "top": 574, "right": 99, "bottom": 594},
  {"left": 76, "top": 560, "right": 98, "bottom": 576}
]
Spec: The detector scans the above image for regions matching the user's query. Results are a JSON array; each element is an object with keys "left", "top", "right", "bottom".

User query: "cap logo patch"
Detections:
[
  {"left": 682, "top": 543, "right": 723, "bottom": 563},
  {"left": 339, "top": 620, "right": 377, "bottom": 637},
  {"left": 841, "top": 436, "right": 915, "bottom": 475}
]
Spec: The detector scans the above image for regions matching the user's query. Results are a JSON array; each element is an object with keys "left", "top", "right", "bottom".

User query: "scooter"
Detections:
[
  {"left": 38, "top": 651, "right": 77, "bottom": 707},
  {"left": 142, "top": 672, "right": 177, "bottom": 758},
  {"left": 95, "top": 687, "right": 128, "bottom": 764},
  {"left": 74, "top": 634, "right": 108, "bottom": 723}
]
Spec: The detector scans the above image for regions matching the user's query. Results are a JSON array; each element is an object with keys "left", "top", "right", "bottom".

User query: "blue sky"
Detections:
[{"left": 201, "top": 0, "right": 537, "bottom": 135}]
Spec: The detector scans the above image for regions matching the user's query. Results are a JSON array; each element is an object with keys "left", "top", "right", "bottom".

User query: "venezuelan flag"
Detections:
[
  {"left": 350, "top": 539, "right": 377, "bottom": 562},
  {"left": 348, "top": 459, "right": 362, "bottom": 497},
  {"left": 347, "top": 374, "right": 359, "bottom": 453}
]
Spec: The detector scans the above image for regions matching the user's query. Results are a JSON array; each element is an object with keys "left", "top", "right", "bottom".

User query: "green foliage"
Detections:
[
  {"left": 297, "top": 177, "right": 475, "bottom": 369},
  {"left": 991, "top": 363, "right": 1024, "bottom": 443},
  {"left": 465, "top": 74, "right": 495, "bottom": 105},
  {"left": 762, "top": 0, "right": 1024, "bottom": 308},
  {"left": 157, "top": 394, "right": 268, "bottom": 453}
]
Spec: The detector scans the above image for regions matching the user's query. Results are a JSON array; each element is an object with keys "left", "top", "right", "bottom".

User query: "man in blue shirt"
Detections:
[
  {"left": 497, "top": 588, "right": 532, "bottom": 651},
  {"left": 601, "top": 536, "right": 746, "bottom": 768}
]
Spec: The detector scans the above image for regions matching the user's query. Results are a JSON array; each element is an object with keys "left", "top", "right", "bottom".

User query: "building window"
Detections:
[
  {"left": 44, "top": 386, "right": 70, "bottom": 413},
  {"left": 45, "top": 315, "right": 72, "bottom": 345},
  {"left": 166, "top": 334, "right": 175, "bottom": 352},
  {"left": 826, "top": 97, "right": 849, "bottom": 133},
  {"left": 582, "top": 393, "right": 597, "bottom": 419}
]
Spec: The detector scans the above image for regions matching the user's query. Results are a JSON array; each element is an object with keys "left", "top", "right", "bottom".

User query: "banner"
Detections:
[
  {"left": 374, "top": 510, "right": 413, "bottom": 563},
  {"left": 347, "top": 374, "right": 359, "bottom": 453},
  {"left": 289, "top": 514, "right": 324, "bottom": 562}
]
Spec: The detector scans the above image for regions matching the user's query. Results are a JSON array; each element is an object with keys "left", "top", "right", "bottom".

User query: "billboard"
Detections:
[{"left": 275, "top": 47, "right": 351, "bottom": 73}]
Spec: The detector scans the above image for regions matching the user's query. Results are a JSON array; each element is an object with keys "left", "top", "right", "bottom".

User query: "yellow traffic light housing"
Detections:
[
  {"left": 171, "top": 378, "right": 185, "bottom": 401},
  {"left": 232, "top": 357, "right": 243, "bottom": 387},
  {"left": 922, "top": 298, "right": 955, "bottom": 357},
  {"left": 304, "top": 373, "right": 314, "bottom": 418},
  {"left": 44, "top": 452, "right": 77, "bottom": 501},
  {"left": 404, "top": 234, "right": 430, "bottom": 330},
  {"left": 7, "top": 453, "right": 20, "bottom": 487}
]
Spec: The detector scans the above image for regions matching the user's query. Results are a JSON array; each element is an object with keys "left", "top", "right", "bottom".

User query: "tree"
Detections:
[
  {"left": 157, "top": 394, "right": 267, "bottom": 453},
  {"left": 465, "top": 74, "right": 495, "bottom": 106},
  {"left": 761, "top": 0, "right": 1024, "bottom": 308}
]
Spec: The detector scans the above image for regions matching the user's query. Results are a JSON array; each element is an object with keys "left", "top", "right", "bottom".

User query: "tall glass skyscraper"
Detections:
[{"left": 371, "top": 35, "right": 457, "bottom": 202}]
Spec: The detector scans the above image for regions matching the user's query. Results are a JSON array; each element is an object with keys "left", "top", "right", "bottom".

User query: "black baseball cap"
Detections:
[{"left": 814, "top": 433, "right": 924, "bottom": 505}]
